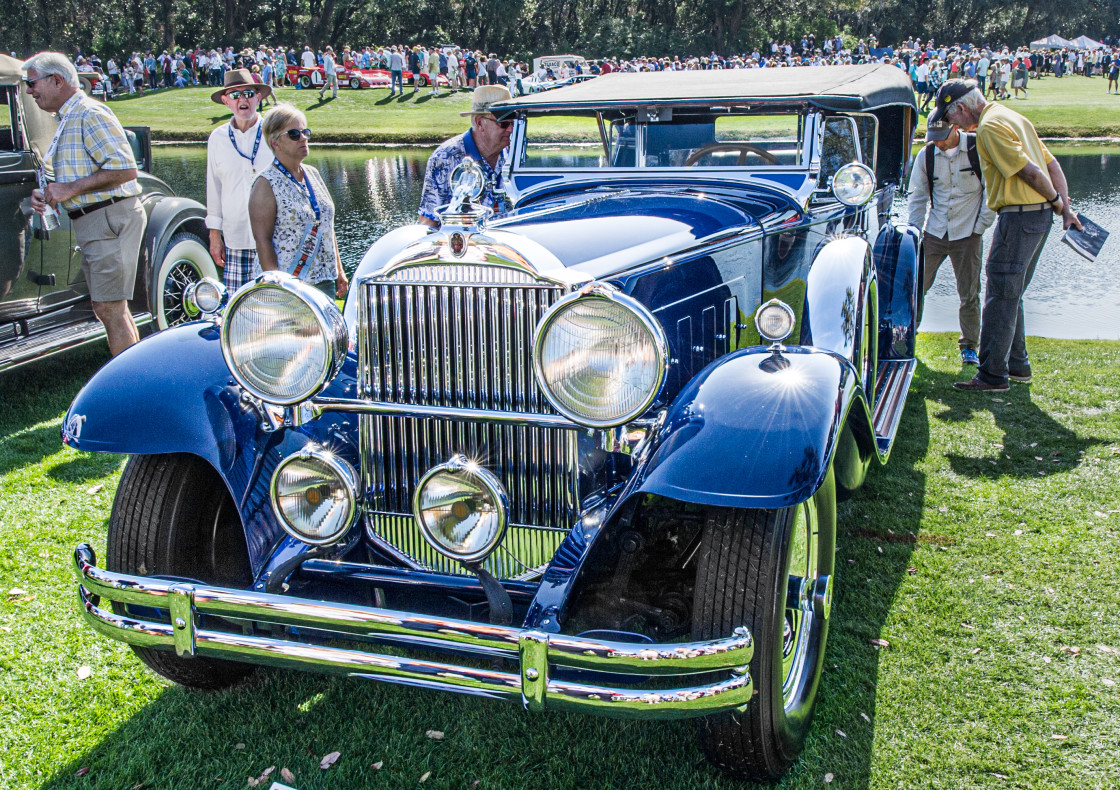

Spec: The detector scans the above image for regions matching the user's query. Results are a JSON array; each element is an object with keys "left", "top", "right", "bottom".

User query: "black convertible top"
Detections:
[{"left": 496, "top": 64, "right": 916, "bottom": 114}]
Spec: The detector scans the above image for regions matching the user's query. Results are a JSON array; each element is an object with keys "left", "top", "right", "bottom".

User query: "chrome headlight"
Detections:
[
  {"left": 183, "top": 277, "right": 227, "bottom": 319},
  {"left": 755, "top": 299, "right": 796, "bottom": 343},
  {"left": 532, "top": 284, "right": 668, "bottom": 428},
  {"left": 271, "top": 448, "right": 359, "bottom": 545},
  {"left": 220, "top": 272, "right": 347, "bottom": 405},
  {"left": 831, "top": 162, "right": 876, "bottom": 206},
  {"left": 413, "top": 455, "right": 509, "bottom": 563}
]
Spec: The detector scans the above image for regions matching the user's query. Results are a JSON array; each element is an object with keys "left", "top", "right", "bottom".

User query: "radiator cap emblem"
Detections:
[{"left": 449, "top": 231, "right": 467, "bottom": 257}]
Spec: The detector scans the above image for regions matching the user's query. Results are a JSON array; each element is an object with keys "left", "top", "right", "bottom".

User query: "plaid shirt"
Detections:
[
  {"left": 417, "top": 129, "right": 507, "bottom": 223},
  {"left": 48, "top": 91, "right": 141, "bottom": 211}
]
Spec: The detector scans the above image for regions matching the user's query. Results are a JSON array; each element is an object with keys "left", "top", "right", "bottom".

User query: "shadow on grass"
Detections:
[
  {"left": 935, "top": 375, "right": 1105, "bottom": 479},
  {"left": 0, "top": 345, "right": 107, "bottom": 473},
  {"left": 809, "top": 357, "right": 934, "bottom": 789}
]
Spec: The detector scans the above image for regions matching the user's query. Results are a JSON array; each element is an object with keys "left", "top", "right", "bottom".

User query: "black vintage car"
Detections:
[
  {"left": 68, "top": 65, "right": 923, "bottom": 780},
  {"left": 0, "top": 54, "right": 216, "bottom": 372}
]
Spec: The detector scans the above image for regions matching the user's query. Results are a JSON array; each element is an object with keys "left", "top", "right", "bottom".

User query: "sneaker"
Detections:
[
  {"left": 953, "top": 375, "right": 1009, "bottom": 392},
  {"left": 960, "top": 348, "right": 979, "bottom": 366},
  {"left": 1009, "top": 371, "right": 1033, "bottom": 383}
]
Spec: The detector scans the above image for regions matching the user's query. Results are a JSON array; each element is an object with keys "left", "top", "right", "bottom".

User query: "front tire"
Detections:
[
  {"left": 350, "top": 76, "right": 361, "bottom": 89},
  {"left": 299, "top": 74, "right": 311, "bottom": 89},
  {"left": 692, "top": 466, "right": 836, "bottom": 780},
  {"left": 150, "top": 230, "right": 218, "bottom": 329},
  {"left": 108, "top": 454, "right": 255, "bottom": 689}
]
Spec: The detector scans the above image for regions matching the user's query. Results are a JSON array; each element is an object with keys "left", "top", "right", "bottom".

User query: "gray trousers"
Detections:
[
  {"left": 977, "top": 208, "right": 1052, "bottom": 385},
  {"left": 922, "top": 232, "right": 983, "bottom": 350}
]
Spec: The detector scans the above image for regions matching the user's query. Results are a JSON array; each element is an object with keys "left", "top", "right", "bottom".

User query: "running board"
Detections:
[
  {"left": 872, "top": 358, "right": 916, "bottom": 454},
  {"left": 0, "top": 312, "right": 152, "bottom": 374}
]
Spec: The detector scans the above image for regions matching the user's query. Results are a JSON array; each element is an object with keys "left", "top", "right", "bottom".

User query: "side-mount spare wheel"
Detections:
[
  {"left": 151, "top": 230, "right": 219, "bottom": 329},
  {"left": 692, "top": 466, "right": 837, "bottom": 780},
  {"left": 107, "top": 453, "right": 255, "bottom": 689}
]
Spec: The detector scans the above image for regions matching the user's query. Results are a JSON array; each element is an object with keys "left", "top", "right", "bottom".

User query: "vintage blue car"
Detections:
[{"left": 67, "top": 64, "right": 922, "bottom": 780}]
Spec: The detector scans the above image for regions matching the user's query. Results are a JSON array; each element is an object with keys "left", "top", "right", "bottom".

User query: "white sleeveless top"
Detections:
[{"left": 257, "top": 163, "right": 337, "bottom": 285}]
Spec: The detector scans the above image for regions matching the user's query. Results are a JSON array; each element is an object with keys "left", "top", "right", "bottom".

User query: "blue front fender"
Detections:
[
  {"left": 629, "top": 346, "right": 860, "bottom": 510},
  {"left": 62, "top": 323, "right": 242, "bottom": 468}
]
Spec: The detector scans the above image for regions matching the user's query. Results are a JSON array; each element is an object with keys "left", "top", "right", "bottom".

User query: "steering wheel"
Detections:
[{"left": 684, "top": 142, "right": 779, "bottom": 166}]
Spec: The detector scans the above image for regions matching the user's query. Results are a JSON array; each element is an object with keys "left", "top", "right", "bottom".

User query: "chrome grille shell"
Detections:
[{"left": 357, "top": 260, "right": 580, "bottom": 579}]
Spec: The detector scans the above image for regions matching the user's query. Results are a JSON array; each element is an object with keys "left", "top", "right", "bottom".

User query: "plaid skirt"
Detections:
[{"left": 223, "top": 247, "right": 260, "bottom": 291}]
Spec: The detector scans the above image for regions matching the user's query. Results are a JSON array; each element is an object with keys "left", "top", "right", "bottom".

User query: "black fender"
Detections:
[
  {"left": 874, "top": 221, "right": 923, "bottom": 360},
  {"left": 627, "top": 345, "right": 865, "bottom": 511},
  {"left": 132, "top": 195, "right": 209, "bottom": 312}
]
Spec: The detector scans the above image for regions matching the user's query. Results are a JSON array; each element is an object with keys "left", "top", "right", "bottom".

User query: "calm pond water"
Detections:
[{"left": 153, "top": 145, "right": 1120, "bottom": 340}]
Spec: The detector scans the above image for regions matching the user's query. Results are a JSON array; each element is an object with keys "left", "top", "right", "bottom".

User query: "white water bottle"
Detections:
[{"left": 36, "top": 167, "right": 61, "bottom": 231}]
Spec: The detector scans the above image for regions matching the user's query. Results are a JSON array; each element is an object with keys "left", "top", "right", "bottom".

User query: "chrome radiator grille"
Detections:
[{"left": 357, "top": 266, "right": 579, "bottom": 579}]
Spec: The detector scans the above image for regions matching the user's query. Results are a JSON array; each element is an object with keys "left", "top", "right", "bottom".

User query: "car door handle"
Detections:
[{"left": 27, "top": 270, "right": 56, "bottom": 286}]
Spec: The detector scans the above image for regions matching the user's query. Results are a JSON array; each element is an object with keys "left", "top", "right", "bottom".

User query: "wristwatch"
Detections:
[{"left": 1049, "top": 195, "right": 1064, "bottom": 214}]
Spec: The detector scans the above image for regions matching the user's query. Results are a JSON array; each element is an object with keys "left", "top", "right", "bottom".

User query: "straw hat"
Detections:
[
  {"left": 210, "top": 67, "right": 272, "bottom": 104},
  {"left": 460, "top": 85, "right": 512, "bottom": 117}
]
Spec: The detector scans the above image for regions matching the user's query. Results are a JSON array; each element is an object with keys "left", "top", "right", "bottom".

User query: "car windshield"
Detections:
[{"left": 519, "top": 110, "right": 803, "bottom": 169}]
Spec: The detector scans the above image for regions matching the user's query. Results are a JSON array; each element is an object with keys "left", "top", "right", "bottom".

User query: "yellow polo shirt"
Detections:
[{"left": 975, "top": 102, "right": 1055, "bottom": 211}]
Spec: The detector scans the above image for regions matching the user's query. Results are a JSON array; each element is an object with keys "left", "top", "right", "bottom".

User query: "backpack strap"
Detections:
[
  {"left": 962, "top": 132, "right": 982, "bottom": 182},
  {"left": 924, "top": 141, "right": 936, "bottom": 206}
]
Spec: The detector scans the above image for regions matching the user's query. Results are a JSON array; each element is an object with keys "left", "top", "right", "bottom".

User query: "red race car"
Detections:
[
  {"left": 285, "top": 63, "right": 389, "bottom": 89},
  {"left": 364, "top": 67, "right": 452, "bottom": 88}
]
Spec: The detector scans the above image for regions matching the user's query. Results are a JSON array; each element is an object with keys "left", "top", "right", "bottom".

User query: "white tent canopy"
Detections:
[
  {"left": 1029, "top": 34, "right": 1074, "bottom": 50},
  {"left": 1070, "top": 35, "right": 1106, "bottom": 49}
]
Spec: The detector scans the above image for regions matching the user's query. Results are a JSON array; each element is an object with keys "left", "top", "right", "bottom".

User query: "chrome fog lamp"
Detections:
[
  {"left": 413, "top": 455, "right": 509, "bottom": 563},
  {"left": 831, "top": 162, "right": 876, "bottom": 206},
  {"left": 271, "top": 448, "right": 359, "bottom": 545},
  {"left": 220, "top": 271, "right": 348, "bottom": 405},
  {"left": 755, "top": 299, "right": 796, "bottom": 344},
  {"left": 533, "top": 284, "right": 668, "bottom": 428},
  {"left": 183, "top": 277, "right": 227, "bottom": 319}
]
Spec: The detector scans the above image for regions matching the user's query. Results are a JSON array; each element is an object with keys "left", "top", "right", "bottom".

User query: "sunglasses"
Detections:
[
  {"left": 225, "top": 89, "right": 258, "bottom": 99},
  {"left": 486, "top": 117, "right": 514, "bottom": 130},
  {"left": 285, "top": 128, "right": 312, "bottom": 140},
  {"left": 25, "top": 74, "right": 55, "bottom": 88}
]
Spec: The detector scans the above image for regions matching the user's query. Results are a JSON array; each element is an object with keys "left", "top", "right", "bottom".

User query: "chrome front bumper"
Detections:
[{"left": 75, "top": 543, "right": 753, "bottom": 719}]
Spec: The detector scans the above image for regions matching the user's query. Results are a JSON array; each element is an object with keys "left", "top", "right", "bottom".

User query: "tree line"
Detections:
[{"left": 4, "top": 0, "right": 1118, "bottom": 61}]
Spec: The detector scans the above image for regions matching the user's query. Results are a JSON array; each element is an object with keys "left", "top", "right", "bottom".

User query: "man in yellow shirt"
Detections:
[{"left": 930, "top": 79, "right": 1081, "bottom": 392}]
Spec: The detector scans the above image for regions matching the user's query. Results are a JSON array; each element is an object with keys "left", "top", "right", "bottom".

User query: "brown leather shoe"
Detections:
[{"left": 953, "top": 375, "right": 1009, "bottom": 392}]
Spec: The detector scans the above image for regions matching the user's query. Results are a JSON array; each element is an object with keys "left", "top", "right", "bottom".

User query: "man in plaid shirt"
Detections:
[{"left": 26, "top": 52, "right": 146, "bottom": 356}]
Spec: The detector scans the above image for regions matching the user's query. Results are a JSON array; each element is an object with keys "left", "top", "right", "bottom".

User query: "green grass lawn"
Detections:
[
  {"left": 1, "top": 333, "right": 1118, "bottom": 789},
  {"left": 106, "top": 73, "right": 1120, "bottom": 144}
]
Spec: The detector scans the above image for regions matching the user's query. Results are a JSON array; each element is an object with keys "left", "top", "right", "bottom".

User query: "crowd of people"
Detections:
[{"left": 68, "top": 33, "right": 1120, "bottom": 110}]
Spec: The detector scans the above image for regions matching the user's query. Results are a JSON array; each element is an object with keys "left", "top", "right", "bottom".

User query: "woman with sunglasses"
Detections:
[{"left": 249, "top": 102, "right": 348, "bottom": 300}]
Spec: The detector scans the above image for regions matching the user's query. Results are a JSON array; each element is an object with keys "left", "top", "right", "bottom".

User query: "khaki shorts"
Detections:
[{"left": 71, "top": 196, "right": 146, "bottom": 302}]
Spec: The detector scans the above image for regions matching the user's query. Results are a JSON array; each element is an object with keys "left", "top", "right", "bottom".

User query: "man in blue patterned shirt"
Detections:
[
  {"left": 418, "top": 85, "right": 512, "bottom": 227},
  {"left": 26, "top": 51, "right": 147, "bottom": 356}
]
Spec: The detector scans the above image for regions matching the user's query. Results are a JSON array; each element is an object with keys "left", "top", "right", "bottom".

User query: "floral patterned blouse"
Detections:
[{"left": 257, "top": 163, "right": 338, "bottom": 285}]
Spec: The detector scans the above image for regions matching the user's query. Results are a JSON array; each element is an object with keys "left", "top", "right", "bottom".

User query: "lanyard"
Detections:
[
  {"left": 272, "top": 159, "right": 320, "bottom": 222},
  {"left": 229, "top": 123, "right": 263, "bottom": 164},
  {"left": 273, "top": 159, "right": 322, "bottom": 278}
]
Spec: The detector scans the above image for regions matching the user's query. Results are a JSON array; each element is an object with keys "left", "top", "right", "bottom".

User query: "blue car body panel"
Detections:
[{"left": 627, "top": 346, "right": 857, "bottom": 510}]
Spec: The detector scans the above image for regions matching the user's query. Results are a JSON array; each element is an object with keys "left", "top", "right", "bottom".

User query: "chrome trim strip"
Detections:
[
  {"left": 76, "top": 544, "right": 754, "bottom": 719},
  {"left": 312, "top": 397, "right": 583, "bottom": 429}
]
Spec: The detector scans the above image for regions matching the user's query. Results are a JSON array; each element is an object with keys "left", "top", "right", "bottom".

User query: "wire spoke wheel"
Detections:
[{"left": 151, "top": 231, "right": 218, "bottom": 330}]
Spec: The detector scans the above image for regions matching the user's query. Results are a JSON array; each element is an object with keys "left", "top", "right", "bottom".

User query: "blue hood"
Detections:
[{"left": 492, "top": 191, "right": 777, "bottom": 278}]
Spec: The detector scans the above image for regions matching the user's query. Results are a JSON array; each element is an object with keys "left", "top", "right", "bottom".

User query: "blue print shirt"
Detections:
[{"left": 417, "top": 129, "right": 508, "bottom": 223}]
